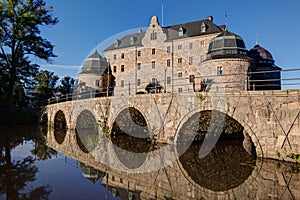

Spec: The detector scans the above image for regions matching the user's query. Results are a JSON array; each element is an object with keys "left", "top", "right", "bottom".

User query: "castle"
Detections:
[{"left": 77, "top": 16, "right": 281, "bottom": 96}]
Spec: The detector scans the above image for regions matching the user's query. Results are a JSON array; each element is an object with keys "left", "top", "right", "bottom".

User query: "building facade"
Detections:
[{"left": 78, "top": 16, "right": 281, "bottom": 96}]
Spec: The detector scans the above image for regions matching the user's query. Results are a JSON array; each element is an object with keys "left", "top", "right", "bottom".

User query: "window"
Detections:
[
  {"left": 178, "top": 88, "right": 183, "bottom": 93},
  {"left": 179, "top": 27, "right": 184, "bottom": 37},
  {"left": 189, "top": 75, "right": 195, "bottom": 83},
  {"left": 130, "top": 36, "right": 135, "bottom": 45},
  {"left": 113, "top": 66, "right": 117, "bottom": 73},
  {"left": 152, "top": 78, "right": 156, "bottom": 84},
  {"left": 178, "top": 58, "right": 182, "bottom": 64},
  {"left": 167, "top": 46, "right": 171, "bottom": 53},
  {"left": 121, "top": 65, "right": 124, "bottom": 72},
  {"left": 121, "top": 53, "right": 124, "bottom": 59},
  {"left": 152, "top": 61, "right": 155, "bottom": 69},
  {"left": 137, "top": 79, "right": 141, "bottom": 86},
  {"left": 113, "top": 54, "right": 117, "bottom": 60},
  {"left": 150, "top": 32, "right": 157, "bottom": 40},
  {"left": 178, "top": 72, "right": 182, "bottom": 78},
  {"left": 217, "top": 67, "right": 223, "bottom": 76},
  {"left": 137, "top": 51, "right": 141, "bottom": 57},
  {"left": 95, "top": 80, "right": 100, "bottom": 87},
  {"left": 137, "top": 63, "right": 141, "bottom": 70},
  {"left": 189, "top": 42, "right": 193, "bottom": 49},
  {"left": 200, "top": 41, "right": 205, "bottom": 48},
  {"left": 167, "top": 77, "right": 171, "bottom": 84},
  {"left": 200, "top": 55, "right": 205, "bottom": 62},
  {"left": 167, "top": 59, "right": 171, "bottom": 67},
  {"left": 121, "top": 80, "right": 124, "bottom": 87},
  {"left": 189, "top": 57, "right": 193, "bottom": 65},
  {"left": 152, "top": 48, "right": 156, "bottom": 55},
  {"left": 201, "top": 22, "right": 207, "bottom": 33},
  {"left": 178, "top": 45, "right": 182, "bottom": 50}
]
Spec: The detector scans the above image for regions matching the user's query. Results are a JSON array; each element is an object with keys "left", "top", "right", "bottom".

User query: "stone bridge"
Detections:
[{"left": 44, "top": 90, "right": 300, "bottom": 161}]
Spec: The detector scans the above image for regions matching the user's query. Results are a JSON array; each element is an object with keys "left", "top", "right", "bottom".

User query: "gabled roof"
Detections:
[{"left": 104, "top": 17, "right": 223, "bottom": 51}]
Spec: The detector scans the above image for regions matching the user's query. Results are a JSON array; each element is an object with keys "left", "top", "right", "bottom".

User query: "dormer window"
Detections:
[
  {"left": 201, "top": 22, "right": 207, "bottom": 33},
  {"left": 114, "top": 39, "right": 121, "bottom": 48},
  {"left": 130, "top": 36, "right": 135, "bottom": 45},
  {"left": 179, "top": 27, "right": 185, "bottom": 37}
]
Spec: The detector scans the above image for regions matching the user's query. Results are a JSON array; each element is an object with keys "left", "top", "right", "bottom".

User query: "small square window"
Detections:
[
  {"left": 113, "top": 66, "right": 117, "bottom": 73},
  {"left": 189, "top": 57, "right": 193, "bottom": 65},
  {"left": 137, "top": 79, "right": 141, "bottom": 86},
  {"left": 152, "top": 78, "right": 156, "bottom": 84},
  {"left": 95, "top": 80, "right": 99, "bottom": 87},
  {"left": 121, "top": 53, "right": 125, "bottom": 59},
  {"left": 217, "top": 67, "right": 223, "bottom": 76},
  {"left": 121, "top": 80, "right": 124, "bottom": 87},
  {"left": 178, "top": 72, "right": 182, "bottom": 78},
  {"left": 178, "top": 45, "right": 182, "bottom": 50},
  {"left": 167, "top": 77, "right": 171, "bottom": 84},
  {"left": 113, "top": 54, "right": 117, "bottom": 60},
  {"left": 137, "top": 51, "right": 141, "bottom": 57},
  {"left": 178, "top": 88, "right": 183, "bottom": 93},
  {"left": 137, "top": 63, "right": 141, "bottom": 70},
  {"left": 152, "top": 61, "right": 156, "bottom": 69},
  {"left": 152, "top": 48, "right": 155, "bottom": 55},
  {"left": 121, "top": 65, "right": 124, "bottom": 72},
  {"left": 167, "top": 46, "right": 171, "bottom": 53},
  {"left": 167, "top": 59, "right": 171, "bottom": 67},
  {"left": 189, "top": 42, "right": 193, "bottom": 49},
  {"left": 189, "top": 75, "right": 195, "bottom": 83},
  {"left": 178, "top": 58, "right": 182, "bottom": 64},
  {"left": 200, "top": 41, "right": 205, "bottom": 48}
]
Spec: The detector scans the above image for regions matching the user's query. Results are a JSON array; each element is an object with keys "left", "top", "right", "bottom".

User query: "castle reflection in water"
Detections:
[{"left": 45, "top": 128, "right": 300, "bottom": 200}]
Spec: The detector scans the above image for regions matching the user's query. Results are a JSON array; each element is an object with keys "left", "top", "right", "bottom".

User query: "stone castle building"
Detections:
[{"left": 78, "top": 16, "right": 281, "bottom": 96}]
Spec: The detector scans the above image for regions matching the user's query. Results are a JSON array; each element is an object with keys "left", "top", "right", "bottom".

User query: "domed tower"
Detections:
[
  {"left": 200, "top": 30, "right": 252, "bottom": 92},
  {"left": 77, "top": 50, "right": 115, "bottom": 96},
  {"left": 248, "top": 44, "right": 281, "bottom": 90}
]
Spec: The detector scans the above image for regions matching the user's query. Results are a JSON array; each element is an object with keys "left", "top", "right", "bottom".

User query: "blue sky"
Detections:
[{"left": 40, "top": 0, "right": 300, "bottom": 87}]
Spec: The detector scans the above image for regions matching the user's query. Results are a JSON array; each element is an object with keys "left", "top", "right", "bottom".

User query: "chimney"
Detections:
[
  {"left": 206, "top": 16, "right": 213, "bottom": 22},
  {"left": 138, "top": 29, "right": 143, "bottom": 33}
]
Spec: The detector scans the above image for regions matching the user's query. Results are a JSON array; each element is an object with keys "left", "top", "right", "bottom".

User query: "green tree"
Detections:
[
  {"left": 58, "top": 76, "right": 75, "bottom": 95},
  {"left": 0, "top": 0, "right": 58, "bottom": 112},
  {"left": 33, "top": 70, "right": 59, "bottom": 103}
]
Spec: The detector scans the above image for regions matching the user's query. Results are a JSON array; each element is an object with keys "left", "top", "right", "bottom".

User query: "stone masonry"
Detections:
[{"left": 44, "top": 90, "right": 300, "bottom": 162}]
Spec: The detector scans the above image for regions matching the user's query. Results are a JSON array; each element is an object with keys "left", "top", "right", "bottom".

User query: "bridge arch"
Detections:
[
  {"left": 174, "top": 108, "right": 263, "bottom": 159},
  {"left": 110, "top": 106, "right": 150, "bottom": 136}
]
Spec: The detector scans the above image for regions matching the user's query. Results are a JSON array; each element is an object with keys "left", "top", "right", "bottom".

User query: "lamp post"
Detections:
[
  {"left": 107, "top": 59, "right": 110, "bottom": 97},
  {"left": 164, "top": 66, "right": 167, "bottom": 93}
]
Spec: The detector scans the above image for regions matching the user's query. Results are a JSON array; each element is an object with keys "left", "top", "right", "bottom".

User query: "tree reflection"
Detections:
[
  {"left": 31, "top": 137, "right": 57, "bottom": 161},
  {"left": 0, "top": 133, "right": 53, "bottom": 199}
]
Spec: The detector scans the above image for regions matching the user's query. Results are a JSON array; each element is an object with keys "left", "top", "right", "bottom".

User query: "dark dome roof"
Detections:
[
  {"left": 81, "top": 50, "right": 108, "bottom": 74},
  {"left": 248, "top": 44, "right": 273, "bottom": 60},
  {"left": 208, "top": 30, "right": 246, "bottom": 53}
]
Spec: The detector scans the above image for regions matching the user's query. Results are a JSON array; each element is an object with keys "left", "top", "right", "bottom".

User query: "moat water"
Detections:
[{"left": 0, "top": 126, "right": 299, "bottom": 199}]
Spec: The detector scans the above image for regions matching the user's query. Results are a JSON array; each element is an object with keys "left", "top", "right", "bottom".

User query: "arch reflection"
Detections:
[
  {"left": 75, "top": 110, "right": 99, "bottom": 153},
  {"left": 54, "top": 110, "right": 67, "bottom": 144},
  {"left": 111, "top": 107, "right": 152, "bottom": 169},
  {"left": 177, "top": 110, "right": 256, "bottom": 191}
]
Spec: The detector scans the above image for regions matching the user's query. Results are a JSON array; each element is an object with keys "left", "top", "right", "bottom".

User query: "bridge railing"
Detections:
[{"left": 41, "top": 67, "right": 300, "bottom": 106}]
